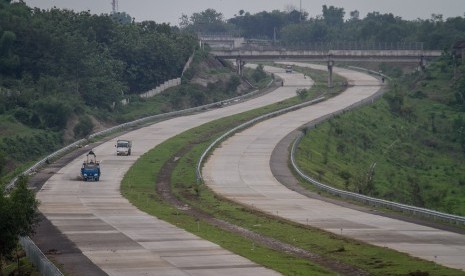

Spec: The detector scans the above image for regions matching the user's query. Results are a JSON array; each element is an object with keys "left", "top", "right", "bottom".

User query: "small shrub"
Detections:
[
  {"left": 73, "top": 115, "right": 94, "bottom": 139},
  {"left": 296, "top": 89, "right": 308, "bottom": 100}
]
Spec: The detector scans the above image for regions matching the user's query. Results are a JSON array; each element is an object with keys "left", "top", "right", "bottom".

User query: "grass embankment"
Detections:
[
  {"left": 121, "top": 65, "right": 463, "bottom": 275},
  {"left": 1, "top": 253, "right": 41, "bottom": 276},
  {"left": 110, "top": 58, "right": 272, "bottom": 123},
  {"left": 295, "top": 63, "right": 465, "bottom": 216},
  {"left": 0, "top": 53, "right": 266, "bottom": 184}
]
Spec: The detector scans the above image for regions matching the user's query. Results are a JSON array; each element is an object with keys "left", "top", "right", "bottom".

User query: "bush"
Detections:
[
  {"left": 13, "top": 108, "right": 32, "bottom": 126},
  {"left": 226, "top": 75, "right": 240, "bottom": 93},
  {"left": 252, "top": 64, "right": 267, "bottom": 82},
  {"left": 74, "top": 115, "right": 94, "bottom": 139},
  {"left": 296, "top": 89, "right": 309, "bottom": 100}
]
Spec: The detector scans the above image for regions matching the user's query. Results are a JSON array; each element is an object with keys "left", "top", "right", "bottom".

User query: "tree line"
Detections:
[
  {"left": 0, "top": 0, "right": 196, "bottom": 115},
  {"left": 0, "top": 0, "right": 197, "bottom": 179},
  {"left": 180, "top": 6, "right": 465, "bottom": 50}
]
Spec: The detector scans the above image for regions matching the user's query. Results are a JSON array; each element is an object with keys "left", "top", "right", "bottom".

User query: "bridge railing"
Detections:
[
  {"left": 218, "top": 41, "right": 427, "bottom": 52},
  {"left": 210, "top": 50, "right": 442, "bottom": 61}
]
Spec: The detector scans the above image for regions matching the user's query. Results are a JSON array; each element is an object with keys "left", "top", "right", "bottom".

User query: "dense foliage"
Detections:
[
  {"left": 0, "top": 0, "right": 196, "bottom": 178},
  {"left": 0, "top": 1, "right": 195, "bottom": 106},
  {"left": 180, "top": 7, "right": 465, "bottom": 216},
  {"left": 1, "top": 0, "right": 465, "bottom": 214},
  {"left": 0, "top": 176, "right": 39, "bottom": 272},
  {"left": 182, "top": 5, "right": 465, "bottom": 50},
  {"left": 296, "top": 53, "right": 465, "bottom": 215}
]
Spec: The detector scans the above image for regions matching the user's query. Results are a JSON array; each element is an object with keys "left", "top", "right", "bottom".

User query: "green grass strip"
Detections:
[{"left": 122, "top": 67, "right": 463, "bottom": 275}]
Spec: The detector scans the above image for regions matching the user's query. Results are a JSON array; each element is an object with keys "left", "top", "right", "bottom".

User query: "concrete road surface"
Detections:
[
  {"left": 37, "top": 65, "right": 312, "bottom": 275},
  {"left": 203, "top": 62, "right": 465, "bottom": 271}
]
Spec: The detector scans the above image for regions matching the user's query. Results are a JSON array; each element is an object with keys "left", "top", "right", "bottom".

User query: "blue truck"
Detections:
[{"left": 81, "top": 150, "right": 101, "bottom": 181}]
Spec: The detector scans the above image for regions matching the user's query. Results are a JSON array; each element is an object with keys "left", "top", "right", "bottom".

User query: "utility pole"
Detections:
[
  {"left": 273, "top": 27, "right": 276, "bottom": 43},
  {"left": 111, "top": 0, "right": 118, "bottom": 13},
  {"left": 299, "top": 0, "right": 302, "bottom": 22},
  {"left": 327, "top": 54, "right": 334, "bottom": 88}
]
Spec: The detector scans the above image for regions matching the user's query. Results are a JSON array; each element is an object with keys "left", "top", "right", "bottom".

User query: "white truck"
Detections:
[
  {"left": 285, "top": 65, "right": 293, "bottom": 73},
  {"left": 116, "top": 139, "right": 132, "bottom": 156}
]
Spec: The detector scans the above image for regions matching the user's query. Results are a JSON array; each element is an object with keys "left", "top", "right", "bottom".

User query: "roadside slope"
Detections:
[
  {"left": 35, "top": 66, "right": 311, "bottom": 275},
  {"left": 202, "top": 63, "right": 465, "bottom": 271}
]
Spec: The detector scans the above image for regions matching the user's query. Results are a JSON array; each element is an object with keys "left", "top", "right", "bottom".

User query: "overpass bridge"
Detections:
[
  {"left": 201, "top": 35, "right": 442, "bottom": 84},
  {"left": 200, "top": 34, "right": 441, "bottom": 65},
  {"left": 210, "top": 49, "right": 442, "bottom": 63},
  {"left": 210, "top": 48, "right": 442, "bottom": 85}
]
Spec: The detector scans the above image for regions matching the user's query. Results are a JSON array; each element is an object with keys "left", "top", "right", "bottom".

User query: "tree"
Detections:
[
  {"left": 349, "top": 10, "right": 360, "bottom": 21},
  {"left": 226, "top": 75, "right": 240, "bottom": 93},
  {"left": 322, "top": 5, "right": 345, "bottom": 27},
  {"left": 0, "top": 176, "right": 39, "bottom": 272},
  {"left": 0, "top": 151, "right": 6, "bottom": 176},
  {"left": 180, "top": 9, "right": 231, "bottom": 33},
  {"left": 110, "top": 11, "right": 132, "bottom": 25},
  {"left": 228, "top": 10, "right": 284, "bottom": 39},
  {"left": 252, "top": 64, "right": 266, "bottom": 82},
  {"left": 281, "top": 22, "right": 329, "bottom": 45},
  {"left": 0, "top": 30, "right": 19, "bottom": 74},
  {"left": 384, "top": 83, "right": 405, "bottom": 114},
  {"left": 73, "top": 115, "right": 94, "bottom": 139},
  {"left": 32, "top": 98, "right": 73, "bottom": 130}
]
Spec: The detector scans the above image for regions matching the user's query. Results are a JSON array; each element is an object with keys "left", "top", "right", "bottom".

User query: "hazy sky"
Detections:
[{"left": 22, "top": 0, "right": 465, "bottom": 26}]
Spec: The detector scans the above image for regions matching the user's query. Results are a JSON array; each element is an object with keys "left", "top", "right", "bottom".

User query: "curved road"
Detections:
[
  {"left": 36, "top": 66, "right": 312, "bottom": 275},
  {"left": 202, "top": 62, "right": 465, "bottom": 271}
]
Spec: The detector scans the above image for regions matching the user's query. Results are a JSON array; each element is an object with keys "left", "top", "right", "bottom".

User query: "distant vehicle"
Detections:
[
  {"left": 285, "top": 65, "right": 293, "bottom": 73},
  {"left": 116, "top": 139, "right": 132, "bottom": 156},
  {"left": 81, "top": 150, "right": 100, "bottom": 181}
]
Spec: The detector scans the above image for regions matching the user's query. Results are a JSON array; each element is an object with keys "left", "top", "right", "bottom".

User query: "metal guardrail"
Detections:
[
  {"left": 6, "top": 79, "right": 274, "bottom": 192},
  {"left": 290, "top": 132, "right": 465, "bottom": 225},
  {"left": 197, "top": 65, "right": 465, "bottom": 226},
  {"left": 247, "top": 41, "right": 427, "bottom": 51},
  {"left": 88, "top": 79, "right": 274, "bottom": 141},
  {"left": 211, "top": 49, "right": 442, "bottom": 62},
  {"left": 5, "top": 138, "right": 87, "bottom": 192},
  {"left": 5, "top": 77, "right": 275, "bottom": 276},
  {"left": 347, "top": 66, "right": 391, "bottom": 81},
  {"left": 287, "top": 67, "right": 465, "bottom": 226},
  {"left": 196, "top": 96, "right": 326, "bottom": 182},
  {"left": 19, "top": 236, "right": 64, "bottom": 276},
  {"left": 196, "top": 65, "right": 387, "bottom": 183}
]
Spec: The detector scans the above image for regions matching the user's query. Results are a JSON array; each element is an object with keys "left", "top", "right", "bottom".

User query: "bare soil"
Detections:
[{"left": 156, "top": 144, "right": 369, "bottom": 276}]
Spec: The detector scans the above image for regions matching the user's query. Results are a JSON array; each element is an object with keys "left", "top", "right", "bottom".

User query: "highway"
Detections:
[
  {"left": 202, "top": 62, "right": 465, "bottom": 271},
  {"left": 36, "top": 65, "right": 311, "bottom": 275}
]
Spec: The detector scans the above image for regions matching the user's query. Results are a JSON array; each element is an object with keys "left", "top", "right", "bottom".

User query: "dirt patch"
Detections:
[
  {"left": 62, "top": 114, "right": 114, "bottom": 144},
  {"left": 189, "top": 56, "right": 252, "bottom": 95},
  {"left": 156, "top": 145, "right": 369, "bottom": 276}
]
